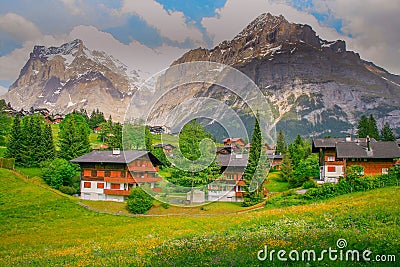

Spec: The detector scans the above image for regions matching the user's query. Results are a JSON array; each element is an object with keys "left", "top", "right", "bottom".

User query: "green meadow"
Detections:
[{"left": 0, "top": 168, "right": 399, "bottom": 266}]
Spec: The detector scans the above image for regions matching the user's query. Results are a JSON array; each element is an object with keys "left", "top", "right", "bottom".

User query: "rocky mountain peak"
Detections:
[
  {"left": 31, "top": 39, "right": 84, "bottom": 61},
  {"left": 173, "top": 13, "right": 346, "bottom": 67}
]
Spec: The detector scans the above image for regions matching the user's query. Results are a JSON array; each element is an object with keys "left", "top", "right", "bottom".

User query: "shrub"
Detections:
[
  {"left": 161, "top": 202, "right": 170, "bottom": 209},
  {"left": 42, "top": 158, "right": 77, "bottom": 190},
  {"left": 126, "top": 186, "right": 153, "bottom": 214},
  {"left": 302, "top": 180, "right": 317, "bottom": 189},
  {"left": 59, "top": 185, "right": 77, "bottom": 195}
]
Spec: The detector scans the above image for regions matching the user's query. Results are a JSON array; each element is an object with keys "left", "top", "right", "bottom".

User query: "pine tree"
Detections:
[
  {"left": 59, "top": 114, "right": 91, "bottom": 160},
  {"left": 242, "top": 115, "right": 265, "bottom": 206},
  {"left": 145, "top": 125, "right": 153, "bottom": 152},
  {"left": 19, "top": 115, "right": 34, "bottom": 166},
  {"left": 280, "top": 153, "right": 293, "bottom": 182},
  {"left": 275, "top": 129, "right": 287, "bottom": 155},
  {"left": 381, "top": 122, "right": 395, "bottom": 141},
  {"left": 368, "top": 114, "right": 380, "bottom": 140},
  {"left": 41, "top": 123, "right": 56, "bottom": 161},
  {"left": 5, "top": 115, "right": 23, "bottom": 162},
  {"left": 357, "top": 115, "right": 369, "bottom": 138}
]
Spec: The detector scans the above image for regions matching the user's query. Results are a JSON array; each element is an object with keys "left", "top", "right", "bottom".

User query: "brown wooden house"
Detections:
[
  {"left": 71, "top": 149, "right": 161, "bottom": 202},
  {"left": 312, "top": 136, "right": 400, "bottom": 183}
]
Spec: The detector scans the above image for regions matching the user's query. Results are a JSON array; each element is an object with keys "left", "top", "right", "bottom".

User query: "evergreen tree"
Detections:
[
  {"left": 178, "top": 120, "right": 213, "bottom": 161},
  {"left": 41, "top": 123, "right": 56, "bottom": 161},
  {"left": 280, "top": 153, "right": 293, "bottom": 182},
  {"left": 275, "top": 129, "right": 287, "bottom": 155},
  {"left": 287, "top": 134, "right": 311, "bottom": 169},
  {"left": 5, "top": 115, "right": 23, "bottom": 162},
  {"left": 357, "top": 115, "right": 369, "bottom": 138},
  {"left": 381, "top": 122, "right": 395, "bottom": 141},
  {"left": 59, "top": 114, "right": 91, "bottom": 160},
  {"left": 88, "top": 108, "right": 106, "bottom": 129},
  {"left": 19, "top": 115, "right": 34, "bottom": 166},
  {"left": 242, "top": 115, "right": 265, "bottom": 206},
  {"left": 145, "top": 125, "right": 153, "bottom": 152},
  {"left": 368, "top": 114, "right": 380, "bottom": 140}
]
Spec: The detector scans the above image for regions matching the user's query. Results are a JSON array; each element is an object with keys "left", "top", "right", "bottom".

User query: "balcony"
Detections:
[
  {"left": 104, "top": 189, "right": 130, "bottom": 196},
  {"left": 104, "top": 177, "right": 136, "bottom": 183},
  {"left": 128, "top": 166, "right": 159, "bottom": 172},
  {"left": 132, "top": 177, "right": 162, "bottom": 183}
]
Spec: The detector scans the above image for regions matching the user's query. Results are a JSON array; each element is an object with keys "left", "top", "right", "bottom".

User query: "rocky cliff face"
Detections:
[
  {"left": 166, "top": 13, "right": 400, "bottom": 140},
  {"left": 3, "top": 39, "right": 135, "bottom": 121}
]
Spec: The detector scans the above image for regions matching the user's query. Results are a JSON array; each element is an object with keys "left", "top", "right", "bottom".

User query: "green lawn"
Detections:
[
  {"left": 1, "top": 168, "right": 399, "bottom": 266},
  {"left": 264, "top": 171, "right": 289, "bottom": 192},
  {"left": 151, "top": 133, "right": 179, "bottom": 146},
  {"left": 14, "top": 166, "right": 43, "bottom": 178}
]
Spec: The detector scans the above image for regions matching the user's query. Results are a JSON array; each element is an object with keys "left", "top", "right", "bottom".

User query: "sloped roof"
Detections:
[
  {"left": 217, "top": 154, "right": 249, "bottom": 167},
  {"left": 221, "top": 137, "right": 244, "bottom": 143},
  {"left": 336, "top": 141, "right": 400, "bottom": 159},
  {"left": 313, "top": 137, "right": 376, "bottom": 148},
  {"left": 70, "top": 150, "right": 148, "bottom": 164}
]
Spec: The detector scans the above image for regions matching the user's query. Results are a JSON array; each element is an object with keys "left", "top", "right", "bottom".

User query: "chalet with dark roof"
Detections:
[
  {"left": 312, "top": 136, "right": 400, "bottom": 183},
  {"left": 71, "top": 149, "right": 161, "bottom": 202},
  {"left": 208, "top": 153, "right": 249, "bottom": 202},
  {"left": 221, "top": 138, "right": 245, "bottom": 152}
]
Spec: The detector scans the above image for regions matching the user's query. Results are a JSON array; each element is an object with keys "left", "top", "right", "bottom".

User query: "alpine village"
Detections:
[{"left": 1, "top": 11, "right": 400, "bottom": 266}]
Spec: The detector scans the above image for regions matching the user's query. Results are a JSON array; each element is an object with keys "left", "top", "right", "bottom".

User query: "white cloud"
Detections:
[
  {"left": 313, "top": 0, "right": 400, "bottom": 74},
  {"left": 119, "top": 0, "right": 205, "bottom": 46},
  {"left": 0, "top": 13, "right": 42, "bottom": 43},
  {"left": 0, "top": 24, "right": 187, "bottom": 83},
  {"left": 61, "top": 0, "right": 84, "bottom": 16},
  {"left": 0, "top": 85, "right": 8, "bottom": 96},
  {"left": 69, "top": 25, "right": 187, "bottom": 77}
]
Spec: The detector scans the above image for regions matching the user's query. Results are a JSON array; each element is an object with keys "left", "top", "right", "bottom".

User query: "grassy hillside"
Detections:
[{"left": 0, "top": 168, "right": 399, "bottom": 266}]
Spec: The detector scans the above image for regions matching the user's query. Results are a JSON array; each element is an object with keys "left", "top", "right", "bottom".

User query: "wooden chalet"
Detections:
[
  {"left": 312, "top": 136, "right": 400, "bottom": 183},
  {"left": 71, "top": 149, "right": 161, "bottom": 202},
  {"left": 153, "top": 143, "right": 175, "bottom": 154},
  {"left": 208, "top": 153, "right": 249, "bottom": 202},
  {"left": 221, "top": 138, "right": 246, "bottom": 152}
]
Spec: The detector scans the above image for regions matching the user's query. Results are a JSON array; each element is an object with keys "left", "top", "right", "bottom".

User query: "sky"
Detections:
[{"left": 1, "top": 0, "right": 400, "bottom": 96}]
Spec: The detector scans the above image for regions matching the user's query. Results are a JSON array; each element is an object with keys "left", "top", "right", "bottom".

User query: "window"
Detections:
[
  {"left": 83, "top": 169, "right": 91, "bottom": 176},
  {"left": 97, "top": 183, "right": 104, "bottom": 189},
  {"left": 110, "top": 184, "right": 120, "bottom": 190},
  {"left": 226, "top": 174, "right": 234, "bottom": 180},
  {"left": 97, "top": 171, "right": 105, "bottom": 177},
  {"left": 84, "top": 182, "right": 91, "bottom": 188},
  {"left": 327, "top": 156, "right": 335, "bottom": 162},
  {"left": 104, "top": 170, "right": 110, "bottom": 177},
  {"left": 382, "top": 168, "right": 389, "bottom": 175},
  {"left": 327, "top": 166, "right": 336, "bottom": 172},
  {"left": 91, "top": 170, "right": 97, "bottom": 177}
]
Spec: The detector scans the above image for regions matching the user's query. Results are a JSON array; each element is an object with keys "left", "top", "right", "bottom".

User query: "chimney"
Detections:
[
  {"left": 346, "top": 134, "right": 351, "bottom": 142},
  {"left": 366, "top": 135, "right": 371, "bottom": 151},
  {"left": 112, "top": 148, "right": 121, "bottom": 155}
]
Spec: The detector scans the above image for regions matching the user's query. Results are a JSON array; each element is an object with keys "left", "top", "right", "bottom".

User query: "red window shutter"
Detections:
[
  {"left": 84, "top": 182, "right": 91, "bottom": 188},
  {"left": 97, "top": 183, "right": 104, "bottom": 189},
  {"left": 327, "top": 166, "right": 336, "bottom": 172},
  {"left": 83, "top": 169, "right": 91, "bottom": 176}
]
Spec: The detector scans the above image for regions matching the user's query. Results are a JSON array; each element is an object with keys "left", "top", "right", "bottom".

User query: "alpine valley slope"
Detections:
[{"left": 161, "top": 13, "right": 400, "bottom": 140}]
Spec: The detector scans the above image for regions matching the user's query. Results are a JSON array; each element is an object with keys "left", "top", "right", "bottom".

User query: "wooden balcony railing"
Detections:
[{"left": 104, "top": 189, "right": 130, "bottom": 196}]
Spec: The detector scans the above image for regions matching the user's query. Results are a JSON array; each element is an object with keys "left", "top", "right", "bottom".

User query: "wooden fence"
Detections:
[{"left": 0, "top": 158, "right": 15, "bottom": 170}]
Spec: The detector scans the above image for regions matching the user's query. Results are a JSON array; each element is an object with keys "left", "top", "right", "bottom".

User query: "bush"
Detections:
[
  {"left": 127, "top": 186, "right": 153, "bottom": 214},
  {"left": 302, "top": 180, "right": 317, "bottom": 189},
  {"left": 161, "top": 202, "right": 170, "bottom": 209},
  {"left": 41, "top": 158, "right": 78, "bottom": 190},
  {"left": 59, "top": 185, "right": 77, "bottom": 195}
]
